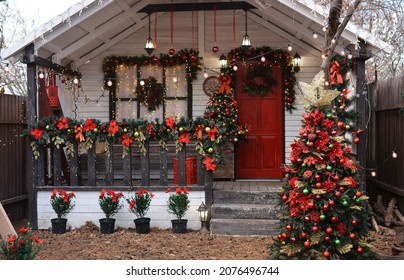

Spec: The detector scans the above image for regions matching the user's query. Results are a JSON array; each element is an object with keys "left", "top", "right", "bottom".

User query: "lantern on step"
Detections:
[
  {"left": 197, "top": 201, "right": 209, "bottom": 233},
  {"left": 47, "top": 74, "right": 59, "bottom": 108}
]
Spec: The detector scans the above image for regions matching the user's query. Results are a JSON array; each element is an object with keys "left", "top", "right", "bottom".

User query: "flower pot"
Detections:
[
  {"left": 51, "top": 218, "right": 67, "bottom": 234},
  {"left": 99, "top": 218, "right": 115, "bottom": 234},
  {"left": 134, "top": 217, "right": 151, "bottom": 234},
  {"left": 171, "top": 219, "right": 188, "bottom": 234}
]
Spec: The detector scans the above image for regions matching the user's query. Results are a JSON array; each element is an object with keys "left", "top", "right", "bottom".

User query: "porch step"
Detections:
[
  {"left": 210, "top": 187, "right": 281, "bottom": 236},
  {"left": 213, "top": 190, "right": 278, "bottom": 204},
  {"left": 210, "top": 218, "right": 279, "bottom": 236},
  {"left": 211, "top": 203, "right": 278, "bottom": 219}
]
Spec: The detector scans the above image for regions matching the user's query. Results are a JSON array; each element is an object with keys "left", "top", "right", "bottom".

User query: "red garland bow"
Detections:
[
  {"left": 218, "top": 75, "right": 232, "bottom": 94},
  {"left": 330, "top": 61, "right": 343, "bottom": 85}
]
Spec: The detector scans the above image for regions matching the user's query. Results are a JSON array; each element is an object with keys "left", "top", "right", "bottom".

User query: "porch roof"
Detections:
[{"left": 1, "top": 0, "right": 392, "bottom": 67}]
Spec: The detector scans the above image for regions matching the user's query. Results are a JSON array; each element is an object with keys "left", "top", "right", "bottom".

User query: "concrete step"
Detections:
[
  {"left": 211, "top": 203, "right": 279, "bottom": 219},
  {"left": 213, "top": 190, "right": 278, "bottom": 204},
  {"left": 210, "top": 218, "right": 279, "bottom": 236}
]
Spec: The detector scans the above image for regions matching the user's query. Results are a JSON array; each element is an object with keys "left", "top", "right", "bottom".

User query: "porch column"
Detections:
[{"left": 25, "top": 43, "right": 39, "bottom": 229}]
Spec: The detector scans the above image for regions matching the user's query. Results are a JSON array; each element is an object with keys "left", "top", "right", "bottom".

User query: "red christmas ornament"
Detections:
[
  {"left": 351, "top": 220, "right": 358, "bottom": 226},
  {"left": 286, "top": 225, "right": 292, "bottom": 231},
  {"left": 168, "top": 48, "right": 176, "bottom": 56},
  {"left": 335, "top": 191, "right": 341, "bottom": 197},
  {"left": 282, "top": 195, "right": 288, "bottom": 202},
  {"left": 349, "top": 233, "right": 356, "bottom": 240},
  {"left": 315, "top": 194, "right": 322, "bottom": 200},
  {"left": 281, "top": 233, "right": 288, "bottom": 239},
  {"left": 190, "top": 54, "right": 197, "bottom": 61},
  {"left": 331, "top": 216, "right": 338, "bottom": 223},
  {"left": 152, "top": 56, "right": 159, "bottom": 63},
  {"left": 315, "top": 174, "right": 321, "bottom": 181},
  {"left": 308, "top": 202, "right": 315, "bottom": 209},
  {"left": 315, "top": 182, "right": 322, "bottom": 189},
  {"left": 339, "top": 186, "right": 345, "bottom": 193},
  {"left": 291, "top": 237, "right": 297, "bottom": 243},
  {"left": 333, "top": 175, "right": 340, "bottom": 181},
  {"left": 312, "top": 226, "right": 319, "bottom": 233},
  {"left": 304, "top": 216, "right": 311, "bottom": 223},
  {"left": 329, "top": 199, "right": 335, "bottom": 206},
  {"left": 354, "top": 137, "right": 360, "bottom": 144},
  {"left": 357, "top": 247, "right": 363, "bottom": 254},
  {"left": 323, "top": 251, "right": 330, "bottom": 258},
  {"left": 212, "top": 45, "right": 219, "bottom": 53},
  {"left": 304, "top": 240, "right": 311, "bottom": 248},
  {"left": 355, "top": 191, "right": 362, "bottom": 198},
  {"left": 326, "top": 227, "right": 333, "bottom": 234},
  {"left": 339, "top": 158, "right": 345, "bottom": 164},
  {"left": 324, "top": 236, "right": 330, "bottom": 242},
  {"left": 301, "top": 232, "right": 307, "bottom": 239},
  {"left": 338, "top": 121, "right": 344, "bottom": 129},
  {"left": 323, "top": 204, "right": 329, "bottom": 211}
]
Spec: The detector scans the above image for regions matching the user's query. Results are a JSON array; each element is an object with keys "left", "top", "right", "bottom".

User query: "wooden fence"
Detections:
[
  {"left": 0, "top": 94, "right": 28, "bottom": 222},
  {"left": 367, "top": 75, "right": 404, "bottom": 212}
]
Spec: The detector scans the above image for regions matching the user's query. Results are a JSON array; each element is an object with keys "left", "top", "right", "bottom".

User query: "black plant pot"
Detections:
[
  {"left": 99, "top": 218, "right": 116, "bottom": 234},
  {"left": 171, "top": 219, "right": 188, "bottom": 234},
  {"left": 134, "top": 217, "right": 151, "bottom": 234},
  {"left": 51, "top": 218, "right": 67, "bottom": 234}
]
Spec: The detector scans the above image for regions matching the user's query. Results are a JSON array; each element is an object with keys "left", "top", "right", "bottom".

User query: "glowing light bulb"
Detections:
[
  {"left": 261, "top": 56, "right": 266, "bottom": 62},
  {"left": 348, "top": 53, "right": 353, "bottom": 59},
  {"left": 321, "top": 54, "right": 326, "bottom": 60},
  {"left": 287, "top": 44, "right": 292, "bottom": 52},
  {"left": 331, "top": 39, "right": 336, "bottom": 44},
  {"left": 107, "top": 80, "right": 112, "bottom": 87},
  {"left": 392, "top": 151, "right": 398, "bottom": 158},
  {"left": 324, "top": 81, "right": 329, "bottom": 86},
  {"left": 173, "top": 77, "right": 178, "bottom": 83},
  {"left": 371, "top": 171, "right": 376, "bottom": 177},
  {"left": 73, "top": 77, "right": 79, "bottom": 84},
  {"left": 322, "top": 26, "right": 327, "bottom": 32},
  {"left": 313, "top": 32, "right": 318, "bottom": 39},
  {"left": 140, "top": 80, "right": 145, "bottom": 86},
  {"left": 39, "top": 72, "right": 45, "bottom": 79},
  {"left": 204, "top": 72, "right": 209, "bottom": 79},
  {"left": 233, "top": 65, "right": 238, "bottom": 71},
  {"left": 4, "top": 64, "right": 9, "bottom": 73},
  {"left": 341, "top": 50, "right": 346, "bottom": 56}
]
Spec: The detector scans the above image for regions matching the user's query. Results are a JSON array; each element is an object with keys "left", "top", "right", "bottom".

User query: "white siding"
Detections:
[{"left": 37, "top": 190, "right": 205, "bottom": 230}]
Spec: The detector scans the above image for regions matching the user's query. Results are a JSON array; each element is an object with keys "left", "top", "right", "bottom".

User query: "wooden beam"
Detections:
[
  {"left": 138, "top": 2, "right": 256, "bottom": 14},
  {"left": 21, "top": 55, "right": 81, "bottom": 77}
]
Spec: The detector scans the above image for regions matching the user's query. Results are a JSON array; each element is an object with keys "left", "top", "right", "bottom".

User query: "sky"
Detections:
[{"left": 6, "top": 0, "right": 83, "bottom": 29}]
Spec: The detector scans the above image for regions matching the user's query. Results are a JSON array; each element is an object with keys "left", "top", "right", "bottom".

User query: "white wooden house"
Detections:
[{"left": 1, "top": 0, "right": 390, "bottom": 233}]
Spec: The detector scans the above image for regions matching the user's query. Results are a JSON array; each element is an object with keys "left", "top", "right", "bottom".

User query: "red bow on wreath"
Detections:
[
  {"left": 218, "top": 75, "right": 232, "bottom": 94},
  {"left": 330, "top": 61, "right": 343, "bottom": 85}
]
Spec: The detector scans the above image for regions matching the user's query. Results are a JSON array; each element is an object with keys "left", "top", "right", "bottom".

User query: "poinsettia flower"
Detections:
[
  {"left": 33, "top": 235, "right": 43, "bottom": 244},
  {"left": 165, "top": 116, "right": 175, "bottom": 129},
  {"left": 322, "top": 118, "right": 334, "bottom": 129},
  {"left": 146, "top": 123, "right": 156, "bottom": 137},
  {"left": 84, "top": 119, "right": 97, "bottom": 131},
  {"left": 337, "top": 222, "right": 347, "bottom": 235},
  {"left": 175, "top": 187, "right": 182, "bottom": 194},
  {"left": 178, "top": 132, "right": 190, "bottom": 144},
  {"left": 193, "top": 124, "right": 205, "bottom": 139},
  {"left": 342, "top": 176, "right": 357, "bottom": 188},
  {"left": 7, "top": 235, "right": 16, "bottom": 243},
  {"left": 323, "top": 179, "right": 336, "bottom": 192},
  {"left": 121, "top": 133, "right": 133, "bottom": 147},
  {"left": 57, "top": 117, "right": 69, "bottom": 130},
  {"left": 99, "top": 189, "right": 107, "bottom": 199},
  {"left": 303, "top": 170, "right": 313, "bottom": 178},
  {"left": 18, "top": 240, "right": 25, "bottom": 247},
  {"left": 108, "top": 120, "right": 119, "bottom": 135},
  {"left": 207, "top": 127, "right": 219, "bottom": 140},
  {"left": 183, "top": 187, "right": 189, "bottom": 194},
  {"left": 19, "top": 227, "right": 28, "bottom": 233},
  {"left": 310, "top": 210, "right": 321, "bottom": 223},
  {"left": 203, "top": 156, "right": 216, "bottom": 171},
  {"left": 165, "top": 187, "right": 171, "bottom": 193},
  {"left": 129, "top": 199, "right": 136, "bottom": 210},
  {"left": 304, "top": 156, "right": 317, "bottom": 166},
  {"left": 51, "top": 188, "right": 58, "bottom": 199},
  {"left": 31, "top": 128, "right": 43, "bottom": 140}
]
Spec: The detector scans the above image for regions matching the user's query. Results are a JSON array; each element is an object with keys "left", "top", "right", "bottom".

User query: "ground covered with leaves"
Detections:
[{"left": 17, "top": 222, "right": 403, "bottom": 260}]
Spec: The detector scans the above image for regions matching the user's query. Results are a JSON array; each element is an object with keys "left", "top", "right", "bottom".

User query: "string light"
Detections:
[
  {"left": 341, "top": 50, "right": 345, "bottom": 56},
  {"left": 107, "top": 80, "right": 113, "bottom": 87},
  {"left": 73, "top": 77, "right": 79, "bottom": 84},
  {"left": 39, "top": 72, "right": 45, "bottom": 79},
  {"left": 370, "top": 171, "right": 376, "bottom": 177},
  {"left": 313, "top": 32, "right": 318, "bottom": 39},
  {"left": 232, "top": 65, "right": 238, "bottom": 71},
  {"left": 322, "top": 26, "right": 327, "bottom": 32},
  {"left": 392, "top": 151, "right": 398, "bottom": 159},
  {"left": 260, "top": 56, "right": 266, "bottom": 62},
  {"left": 172, "top": 77, "right": 178, "bottom": 83},
  {"left": 140, "top": 80, "right": 145, "bottom": 86},
  {"left": 287, "top": 44, "right": 292, "bottom": 52},
  {"left": 331, "top": 39, "right": 336, "bottom": 44},
  {"left": 348, "top": 53, "right": 353, "bottom": 59},
  {"left": 203, "top": 72, "right": 208, "bottom": 79}
]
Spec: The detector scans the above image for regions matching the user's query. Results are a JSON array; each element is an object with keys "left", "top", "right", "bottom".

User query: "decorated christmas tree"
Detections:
[
  {"left": 204, "top": 75, "right": 249, "bottom": 143},
  {"left": 269, "top": 72, "right": 377, "bottom": 260}
]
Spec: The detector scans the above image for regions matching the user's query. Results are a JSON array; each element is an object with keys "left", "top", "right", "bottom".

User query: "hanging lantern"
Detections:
[{"left": 144, "top": 14, "right": 154, "bottom": 55}]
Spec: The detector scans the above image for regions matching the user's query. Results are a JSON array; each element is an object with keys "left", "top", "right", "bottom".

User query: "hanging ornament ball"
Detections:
[
  {"left": 345, "top": 124, "right": 351, "bottom": 130},
  {"left": 325, "top": 236, "right": 330, "bottom": 242},
  {"left": 326, "top": 227, "right": 333, "bottom": 234},
  {"left": 335, "top": 191, "right": 341, "bottom": 197},
  {"left": 320, "top": 214, "right": 326, "bottom": 221},
  {"left": 355, "top": 191, "right": 362, "bottom": 198},
  {"left": 328, "top": 144, "right": 334, "bottom": 149},
  {"left": 326, "top": 165, "right": 333, "bottom": 171},
  {"left": 315, "top": 182, "right": 322, "bottom": 189},
  {"left": 61, "top": 78, "right": 66, "bottom": 83},
  {"left": 282, "top": 195, "right": 288, "bottom": 202},
  {"left": 212, "top": 45, "right": 219, "bottom": 53},
  {"left": 207, "top": 147, "right": 214, "bottom": 154},
  {"left": 323, "top": 204, "right": 329, "bottom": 211},
  {"left": 308, "top": 201, "right": 315, "bottom": 208},
  {"left": 178, "top": 127, "right": 184, "bottom": 133},
  {"left": 331, "top": 216, "right": 338, "bottom": 223},
  {"left": 304, "top": 240, "right": 311, "bottom": 248},
  {"left": 349, "top": 233, "right": 356, "bottom": 240},
  {"left": 205, "top": 127, "right": 211, "bottom": 133},
  {"left": 281, "top": 233, "right": 288, "bottom": 239},
  {"left": 354, "top": 137, "right": 360, "bottom": 144},
  {"left": 323, "top": 251, "right": 330, "bottom": 258},
  {"left": 168, "top": 48, "right": 176, "bottom": 56},
  {"left": 304, "top": 216, "right": 311, "bottom": 223},
  {"left": 190, "top": 54, "right": 197, "bottom": 61},
  {"left": 286, "top": 225, "right": 292, "bottom": 231},
  {"left": 291, "top": 237, "right": 297, "bottom": 243},
  {"left": 357, "top": 247, "right": 363, "bottom": 254},
  {"left": 342, "top": 200, "right": 349, "bottom": 207},
  {"left": 302, "top": 188, "right": 310, "bottom": 195},
  {"left": 355, "top": 198, "right": 362, "bottom": 205},
  {"left": 152, "top": 56, "right": 159, "bottom": 63},
  {"left": 301, "top": 163, "right": 307, "bottom": 168},
  {"left": 134, "top": 131, "right": 140, "bottom": 138},
  {"left": 329, "top": 199, "right": 335, "bottom": 206},
  {"left": 335, "top": 239, "right": 341, "bottom": 246},
  {"left": 326, "top": 113, "right": 333, "bottom": 119},
  {"left": 315, "top": 194, "right": 322, "bottom": 200},
  {"left": 312, "top": 226, "right": 319, "bottom": 232},
  {"left": 351, "top": 220, "right": 358, "bottom": 226},
  {"left": 301, "top": 232, "right": 307, "bottom": 239}
]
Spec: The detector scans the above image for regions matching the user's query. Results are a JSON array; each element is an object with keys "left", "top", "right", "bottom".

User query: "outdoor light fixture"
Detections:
[
  {"left": 293, "top": 52, "right": 301, "bottom": 72},
  {"left": 197, "top": 202, "right": 209, "bottom": 233},
  {"left": 241, "top": 10, "right": 251, "bottom": 48},
  {"left": 219, "top": 53, "right": 228, "bottom": 69},
  {"left": 144, "top": 14, "right": 154, "bottom": 55}
]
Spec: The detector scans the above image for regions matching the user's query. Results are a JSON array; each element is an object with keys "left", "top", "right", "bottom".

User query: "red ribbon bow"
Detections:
[
  {"left": 330, "top": 61, "right": 343, "bottom": 85},
  {"left": 218, "top": 75, "right": 232, "bottom": 94}
]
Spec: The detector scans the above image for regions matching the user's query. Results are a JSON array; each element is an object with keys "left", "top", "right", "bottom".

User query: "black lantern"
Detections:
[
  {"left": 197, "top": 202, "right": 209, "bottom": 233},
  {"left": 293, "top": 52, "right": 301, "bottom": 72},
  {"left": 144, "top": 14, "right": 154, "bottom": 55},
  {"left": 241, "top": 10, "right": 251, "bottom": 48}
]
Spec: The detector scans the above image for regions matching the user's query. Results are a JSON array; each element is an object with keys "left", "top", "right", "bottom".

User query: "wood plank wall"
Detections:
[{"left": 0, "top": 94, "right": 28, "bottom": 221}]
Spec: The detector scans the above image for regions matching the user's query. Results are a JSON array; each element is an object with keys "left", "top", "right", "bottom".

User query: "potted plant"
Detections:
[
  {"left": 127, "top": 188, "right": 154, "bottom": 234},
  {"left": 98, "top": 189, "right": 124, "bottom": 234},
  {"left": 166, "top": 187, "right": 190, "bottom": 233},
  {"left": 50, "top": 188, "right": 76, "bottom": 234}
]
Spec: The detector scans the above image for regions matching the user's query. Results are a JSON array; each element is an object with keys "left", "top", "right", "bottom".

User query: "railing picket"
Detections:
[
  {"left": 53, "top": 145, "right": 62, "bottom": 186},
  {"left": 37, "top": 145, "right": 45, "bottom": 186},
  {"left": 87, "top": 145, "right": 96, "bottom": 186},
  {"left": 159, "top": 146, "right": 168, "bottom": 186},
  {"left": 105, "top": 142, "right": 114, "bottom": 185},
  {"left": 69, "top": 142, "right": 79, "bottom": 186},
  {"left": 123, "top": 145, "right": 132, "bottom": 186},
  {"left": 178, "top": 145, "right": 186, "bottom": 186},
  {"left": 141, "top": 141, "right": 150, "bottom": 186},
  {"left": 197, "top": 153, "right": 205, "bottom": 186}
]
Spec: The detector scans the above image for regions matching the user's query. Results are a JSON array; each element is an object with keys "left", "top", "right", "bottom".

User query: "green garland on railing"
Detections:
[
  {"left": 21, "top": 115, "right": 223, "bottom": 172},
  {"left": 226, "top": 46, "right": 298, "bottom": 112}
]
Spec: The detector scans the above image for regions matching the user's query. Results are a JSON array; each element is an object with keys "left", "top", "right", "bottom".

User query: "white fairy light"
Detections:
[
  {"left": 392, "top": 151, "right": 398, "bottom": 158},
  {"left": 348, "top": 53, "right": 353, "bottom": 59},
  {"left": 322, "top": 26, "right": 327, "bottom": 32},
  {"left": 233, "top": 65, "right": 238, "bottom": 71},
  {"left": 313, "top": 32, "right": 318, "bottom": 39},
  {"left": 341, "top": 50, "right": 346, "bottom": 56},
  {"left": 140, "top": 80, "right": 145, "bottom": 86},
  {"left": 287, "top": 44, "right": 293, "bottom": 52},
  {"left": 73, "top": 77, "right": 79, "bottom": 84},
  {"left": 39, "top": 72, "right": 45, "bottom": 79},
  {"left": 203, "top": 72, "right": 209, "bottom": 79},
  {"left": 371, "top": 171, "right": 376, "bottom": 177},
  {"left": 261, "top": 56, "right": 266, "bottom": 62},
  {"left": 331, "top": 39, "right": 336, "bottom": 44},
  {"left": 107, "top": 80, "right": 113, "bottom": 87},
  {"left": 173, "top": 77, "right": 178, "bottom": 83}
]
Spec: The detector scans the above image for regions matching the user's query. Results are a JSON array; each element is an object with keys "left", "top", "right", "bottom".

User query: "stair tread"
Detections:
[
  {"left": 211, "top": 218, "right": 278, "bottom": 222},
  {"left": 212, "top": 203, "right": 277, "bottom": 209}
]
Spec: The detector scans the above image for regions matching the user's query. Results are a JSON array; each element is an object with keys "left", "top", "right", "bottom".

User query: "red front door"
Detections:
[{"left": 235, "top": 62, "right": 283, "bottom": 179}]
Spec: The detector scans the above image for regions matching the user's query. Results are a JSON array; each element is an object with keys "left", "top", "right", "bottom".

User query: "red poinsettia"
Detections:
[
  {"left": 31, "top": 128, "right": 43, "bottom": 140},
  {"left": 207, "top": 126, "right": 219, "bottom": 140},
  {"left": 193, "top": 124, "right": 205, "bottom": 139},
  {"left": 84, "top": 118, "right": 97, "bottom": 131},
  {"left": 108, "top": 120, "right": 119, "bottom": 135},
  {"left": 323, "top": 178, "right": 337, "bottom": 192},
  {"left": 203, "top": 156, "right": 216, "bottom": 171},
  {"left": 165, "top": 116, "right": 175, "bottom": 129},
  {"left": 121, "top": 133, "right": 133, "bottom": 147},
  {"left": 146, "top": 123, "right": 156, "bottom": 137},
  {"left": 178, "top": 132, "right": 190, "bottom": 144},
  {"left": 57, "top": 117, "right": 69, "bottom": 130},
  {"left": 303, "top": 170, "right": 313, "bottom": 178}
]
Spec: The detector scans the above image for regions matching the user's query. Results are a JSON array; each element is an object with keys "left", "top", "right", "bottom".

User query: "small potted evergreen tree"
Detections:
[
  {"left": 98, "top": 189, "right": 124, "bottom": 234},
  {"left": 166, "top": 187, "right": 190, "bottom": 233}
]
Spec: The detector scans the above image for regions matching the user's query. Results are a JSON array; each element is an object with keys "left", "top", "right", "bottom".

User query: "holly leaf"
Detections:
[{"left": 337, "top": 244, "right": 353, "bottom": 254}]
